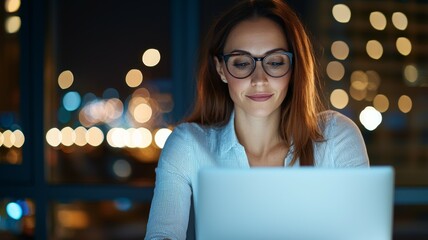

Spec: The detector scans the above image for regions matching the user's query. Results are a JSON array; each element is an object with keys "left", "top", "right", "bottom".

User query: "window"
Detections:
[{"left": 1, "top": 0, "right": 427, "bottom": 239}]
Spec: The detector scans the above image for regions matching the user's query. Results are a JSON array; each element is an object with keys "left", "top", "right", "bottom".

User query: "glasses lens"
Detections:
[
  {"left": 263, "top": 53, "right": 291, "bottom": 77},
  {"left": 226, "top": 54, "right": 254, "bottom": 78}
]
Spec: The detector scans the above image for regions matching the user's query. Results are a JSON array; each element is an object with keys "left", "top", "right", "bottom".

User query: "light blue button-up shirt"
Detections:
[{"left": 145, "top": 110, "right": 369, "bottom": 240}]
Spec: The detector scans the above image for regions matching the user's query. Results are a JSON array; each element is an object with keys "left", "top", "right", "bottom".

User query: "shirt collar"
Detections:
[{"left": 218, "top": 111, "right": 241, "bottom": 154}]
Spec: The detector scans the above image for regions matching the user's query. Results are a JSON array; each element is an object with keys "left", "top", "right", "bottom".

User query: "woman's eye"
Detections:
[
  {"left": 268, "top": 61, "right": 285, "bottom": 67},
  {"left": 232, "top": 62, "right": 251, "bottom": 69}
]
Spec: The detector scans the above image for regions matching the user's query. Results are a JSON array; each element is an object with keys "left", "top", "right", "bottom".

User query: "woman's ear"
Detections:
[{"left": 214, "top": 56, "right": 228, "bottom": 83}]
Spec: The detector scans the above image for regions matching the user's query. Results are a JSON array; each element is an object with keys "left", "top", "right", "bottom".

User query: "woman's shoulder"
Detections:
[
  {"left": 169, "top": 122, "right": 222, "bottom": 140},
  {"left": 317, "top": 110, "right": 361, "bottom": 138}
]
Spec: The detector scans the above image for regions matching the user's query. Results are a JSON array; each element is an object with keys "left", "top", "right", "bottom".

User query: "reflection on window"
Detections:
[
  {"left": 0, "top": 0, "right": 23, "bottom": 165},
  {"left": 45, "top": 0, "right": 172, "bottom": 185},
  {"left": 322, "top": 0, "right": 428, "bottom": 185},
  {"left": 51, "top": 200, "right": 149, "bottom": 239}
]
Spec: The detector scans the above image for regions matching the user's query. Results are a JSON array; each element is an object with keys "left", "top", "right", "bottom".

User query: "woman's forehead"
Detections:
[{"left": 223, "top": 17, "right": 289, "bottom": 55}]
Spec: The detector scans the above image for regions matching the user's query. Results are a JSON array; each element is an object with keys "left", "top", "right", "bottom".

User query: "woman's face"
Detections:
[{"left": 215, "top": 17, "right": 292, "bottom": 119}]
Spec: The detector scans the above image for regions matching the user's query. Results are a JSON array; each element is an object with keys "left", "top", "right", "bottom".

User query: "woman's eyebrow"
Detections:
[{"left": 225, "top": 48, "right": 288, "bottom": 55}]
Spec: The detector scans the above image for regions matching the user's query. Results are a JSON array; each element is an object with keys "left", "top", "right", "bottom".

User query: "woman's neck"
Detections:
[{"left": 234, "top": 110, "right": 287, "bottom": 166}]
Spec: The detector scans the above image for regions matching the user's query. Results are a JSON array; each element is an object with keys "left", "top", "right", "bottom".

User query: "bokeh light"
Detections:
[
  {"left": 392, "top": 12, "right": 408, "bottom": 30},
  {"left": 58, "top": 70, "right": 74, "bottom": 89},
  {"left": 5, "top": 0, "right": 21, "bottom": 13},
  {"left": 359, "top": 106, "right": 382, "bottom": 131},
  {"left": 404, "top": 65, "right": 418, "bottom": 83},
  {"left": 74, "top": 126, "right": 88, "bottom": 147},
  {"left": 326, "top": 61, "right": 345, "bottom": 81},
  {"left": 373, "top": 94, "right": 389, "bottom": 113},
  {"left": 63, "top": 91, "right": 81, "bottom": 111},
  {"left": 13, "top": 129, "right": 25, "bottom": 148},
  {"left": 6, "top": 202, "right": 23, "bottom": 220},
  {"left": 332, "top": 4, "right": 351, "bottom": 23},
  {"left": 61, "top": 127, "right": 75, "bottom": 147},
  {"left": 366, "top": 70, "right": 381, "bottom": 91},
  {"left": 330, "top": 89, "right": 349, "bottom": 109},
  {"left": 154, "top": 128, "right": 172, "bottom": 149},
  {"left": 142, "top": 48, "right": 161, "bottom": 67},
  {"left": 351, "top": 70, "right": 369, "bottom": 91},
  {"left": 112, "top": 159, "right": 132, "bottom": 179},
  {"left": 366, "top": 40, "right": 383, "bottom": 59},
  {"left": 396, "top": 37, "right": 412, "bottom": 56},
  {"left": 331, "top": 41, "right": 349, "bottom": 60},
  {"left": 133, "top": 103, "right": 153, "bottom": 124},
  {"left": 46, "top": 128, "right": 62, "bottom": 147},
  {"left": 57, "top": 210, "right": 89, "bottom": 229},
  {"left": 125, "top": 69, "right": 143, "bottom": 88},
  {"left": 398, "top": 95, "right": 412, "bottom": 113},
  {"left": 2, "top": 130, "right": 14, "bottom": 148},
  {"left": 369, "top": 11, "right": 387, "bottom": 30},
  {"left": 5, "top": 16, "right": 21, "bottom": 34},
  {"left": 86, "top": 127, "right": 104, "bottom": 147},
  {"left": 106, "top": 128, "right": 152, "bottom": 148}
]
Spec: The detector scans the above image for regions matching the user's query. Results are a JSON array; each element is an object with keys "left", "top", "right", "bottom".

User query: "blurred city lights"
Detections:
[
  {"left": 326, "top": 61, "right": 345, "bottom": 81},
  {"left": 366, "top": 40, "right": 383, "bottom": 59},
  {"left": 332, "top": 4, "right": 351, "bottom": 23},
  {"left": 392, "top": 12, "right": 408, "bottom": 30},
  {"left": 142, "top": 48, "right": 161, "bottom": 67},
  {"left": 112, "top": 159, "right": 132, "bottom": 178},
  {"left": 373, "top": 94, "right": 389, "bottom": 113},
  {"left": 404, "top": 65, "right": 418, "bottom": 83},
  {"left": 106, "top": 127, "right": 152, "bottom": 148},
  {"left": 351, "top": 70, "right": 369, "bottom": 91},
  {"left": 63, "top": 91, "right": 81, "bottom": 111},
  {"left": 0, "top": 129, "right": 25, "bottom": 148},
  {"left": 79, "top": 98, "right": 123, "bottom": 127},
  {"left": 154, "top": 128, "right": 172, "bottom": 149},
  {"left": 6, "top": 202, "right": 23, "bottom": 220},
  {"left": 57, "top": 209, "right": 89, "bottom": 229},
  {"left": 125, "top": 69, "right": 143, "bottom": 88},
  {"left": 102, "top": 88, "right": 120, "bottom": 99},
  {"left": 359, "top": 106, "right": 382, "bottom": 131},
  {"left": 114, "top": 198, "right": 132, "bottom": 211},
  {"left": 366, "top": 70, "right": 381, "bottom": 91},
  {"left": 61, "top": 127, "right": 75, "bottom": 146},
  {"left": 12, "top": 129, "right": 25, "bottom": 148},
  {"left": 330, "top": 89, "right": 349, "bottom": 109},
  {"left": 58, "top": 70, "right": 74, "bottom": 89},
  {"left": 46, "top": 128, "right": 62, "bottom": 147},
  {"left": 74, "top": 126, "right": 88, "bottom": 146},
  {"left": 133, "top": 103, "right": 152, "bottom": 123},
  {"left": 5, "top": 0, "right": 20, "bottom": 12},
  {"left": 2, "top": 130, "right": 14, "bottom": 148},
  {"left": 45, "top": 126, "right": 105, "bottom": 147},
  {"left": 369, "top": 11, "right": 387, "bottom": 30},
  {"left": 5, "top": 16, "right": 21, "bottom": 34},
  {"left": 396, "top": 37, "right": 412, "bottom": 56},
  {"left": 331, "top": 41, "right": 349, "bottom": 60},
  {"left": 398, "top": 95, "right": 412, "bottom": 113},
  {"left": 86, "top": 127, "right": 104, "bottom": 146}
]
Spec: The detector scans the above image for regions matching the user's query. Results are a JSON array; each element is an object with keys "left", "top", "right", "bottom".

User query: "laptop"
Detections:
[{"left": 195, "top": 167, "right": 394, "bottom": 240}]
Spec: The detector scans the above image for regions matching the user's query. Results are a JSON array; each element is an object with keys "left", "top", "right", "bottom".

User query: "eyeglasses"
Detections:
[{"left": 221, "top": 51, "right": 293, "bottom": 79}]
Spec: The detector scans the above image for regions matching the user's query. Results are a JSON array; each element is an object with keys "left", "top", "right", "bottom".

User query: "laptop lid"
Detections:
[{"left": 195, "top": 167, "right": 394, "bottom": 240}]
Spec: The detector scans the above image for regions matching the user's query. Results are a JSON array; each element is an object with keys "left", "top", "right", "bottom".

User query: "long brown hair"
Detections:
[{"left": 187, "top": 0, "right": 325, "bottom": 166}]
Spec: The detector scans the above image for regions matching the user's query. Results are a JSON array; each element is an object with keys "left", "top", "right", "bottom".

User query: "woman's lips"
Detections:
[{"left": 246, "top": 93, "right": 274, "bottom": 102}]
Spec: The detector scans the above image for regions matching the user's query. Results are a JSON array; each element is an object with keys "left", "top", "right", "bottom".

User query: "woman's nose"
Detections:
[{"left": 250, "top": 62, "right": 268, "bottom": 86}]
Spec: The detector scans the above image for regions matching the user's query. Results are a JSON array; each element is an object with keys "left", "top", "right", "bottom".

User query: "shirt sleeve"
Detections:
[
  {"left": 326, "top": 111, "right": 370, "bottom": 167},
  {"left": 145, "top": 125, "right": 193, "bottom": 240}
]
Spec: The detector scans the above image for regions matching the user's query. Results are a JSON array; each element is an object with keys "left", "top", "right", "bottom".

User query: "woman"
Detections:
[{"left": 145, "top": 0, "right": 369, "bottom": 239}]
